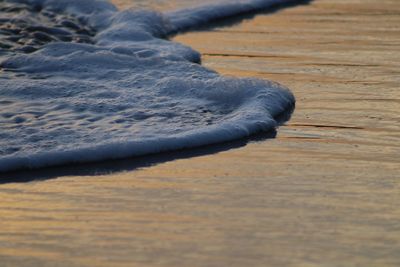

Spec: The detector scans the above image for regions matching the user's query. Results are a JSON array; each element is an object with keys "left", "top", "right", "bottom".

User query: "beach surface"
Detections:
[{"left": 1, "top": 0, "right": 399, "bottom": 266}]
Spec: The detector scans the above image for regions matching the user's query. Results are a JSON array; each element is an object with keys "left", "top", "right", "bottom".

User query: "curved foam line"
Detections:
[
  {"left": 0, "top": 0, "right": 300, "bottom": 172},
  {"left": 166, "top": 0, "right": 302, "bottom": 33}
]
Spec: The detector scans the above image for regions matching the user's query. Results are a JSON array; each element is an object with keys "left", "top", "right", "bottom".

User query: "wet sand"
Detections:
[{"left": 1, "top": 0, "right": 399, "bottom": 266}]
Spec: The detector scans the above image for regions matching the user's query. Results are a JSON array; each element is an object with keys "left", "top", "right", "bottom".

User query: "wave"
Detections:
[
  {"left": 167, "top": 0, "right": 301, "bottom": 33},
  {"left": 0, "top": 0, "right": 296, "bottom": 172}
]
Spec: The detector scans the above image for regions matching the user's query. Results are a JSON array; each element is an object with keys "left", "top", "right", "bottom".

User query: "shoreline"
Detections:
[{"left": 0, "top": 0, "right": 399, "bottom": 266}]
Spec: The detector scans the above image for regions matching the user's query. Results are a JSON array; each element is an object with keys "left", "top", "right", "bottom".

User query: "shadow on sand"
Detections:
[
  {"left": 0, "top": 0, "right": 307, "bottom": 184},
  {"left": 169, "top": 0, "right": 313, "bottom": 36},
  {"left": 0, "top": 107, "right": 294, "bottom": 184}
]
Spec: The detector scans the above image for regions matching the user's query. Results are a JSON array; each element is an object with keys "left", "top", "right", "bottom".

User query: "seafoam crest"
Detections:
[{"left": 0, "top": 0, "right": 296, "bottom": 171}]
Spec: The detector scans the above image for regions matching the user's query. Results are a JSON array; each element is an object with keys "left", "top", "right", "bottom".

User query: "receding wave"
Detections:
[
  {"left": 0, "top": 0, "right": 296, "bottom": 172},
  {"left": 167, "top": 0, "right": 300, "bottom": 33}
]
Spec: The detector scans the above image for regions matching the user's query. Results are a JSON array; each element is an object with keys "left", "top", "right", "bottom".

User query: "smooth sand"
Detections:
[{"left": 0, "top": 0, "right": 399, "bottom": 266}]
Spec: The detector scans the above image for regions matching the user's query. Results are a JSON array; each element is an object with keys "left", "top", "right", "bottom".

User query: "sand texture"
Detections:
[{"left": 0, "top": 0, "right": 399, "bottom": 266}]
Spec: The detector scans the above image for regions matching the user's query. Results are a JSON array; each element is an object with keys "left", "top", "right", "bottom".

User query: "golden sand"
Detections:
[{"left": 0, "top": 0, "right": 399, "bottom": 266}]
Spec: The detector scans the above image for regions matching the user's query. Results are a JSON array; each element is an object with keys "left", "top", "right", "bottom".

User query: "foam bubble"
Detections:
[{"left": 0, "top": 0, "right": 296, "bottom": 172}]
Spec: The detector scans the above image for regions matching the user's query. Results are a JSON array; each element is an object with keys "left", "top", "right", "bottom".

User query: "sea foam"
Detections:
[{"left": 0, "top": 0, "right": 296, "bottom": 172}]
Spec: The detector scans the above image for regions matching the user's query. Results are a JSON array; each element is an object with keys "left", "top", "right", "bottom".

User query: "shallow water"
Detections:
[
  {"left": 112, "top": 0, "right": 217, "bottom": 11},
  {"left": 0, "top": 1, "right": 95, "bottom": 54},
  {"left": 0, "top": 0, "right": 296, "bottom": 171},
  {"left": 0, "top": 0, "right": 399, "bottom": 266}
]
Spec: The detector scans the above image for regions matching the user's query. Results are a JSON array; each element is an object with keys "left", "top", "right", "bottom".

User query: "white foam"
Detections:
[
  {"left": 0, "top": 0, "right": 296, "bottom": 172},
  {"left": 166, "top": 0, "right": 298, "bottom": 33}
]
